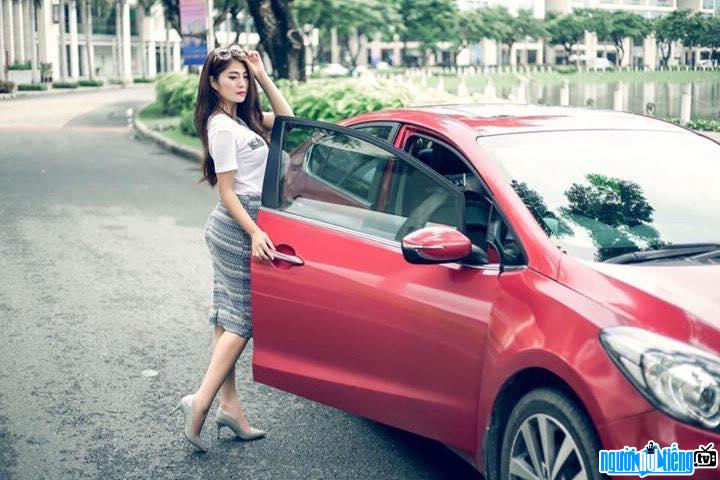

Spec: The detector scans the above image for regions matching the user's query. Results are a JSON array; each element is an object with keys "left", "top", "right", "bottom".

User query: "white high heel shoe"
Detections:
[
  {"left": 215, "top": 407, "right": 266, "bottom": 441},
  {"left": 170, "top": 394, "right": 208, "bottom": 452}
]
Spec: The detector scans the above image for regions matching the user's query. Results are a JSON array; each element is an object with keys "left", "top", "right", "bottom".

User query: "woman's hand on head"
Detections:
[
  {"left": 239, "top": 50, "right": 267, "bottom": 78},
  {"left": 251, "top": 229, "right": 275, "bottom": 261}
]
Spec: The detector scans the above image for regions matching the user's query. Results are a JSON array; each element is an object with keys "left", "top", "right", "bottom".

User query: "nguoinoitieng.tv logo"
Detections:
[{"left": 599, "top": 441, "right": 718, "bottom": 477}]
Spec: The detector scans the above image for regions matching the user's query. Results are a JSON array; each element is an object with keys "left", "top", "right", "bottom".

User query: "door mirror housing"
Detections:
[{"left": 402, "top": 226, "right": 486, "bottom": 265}]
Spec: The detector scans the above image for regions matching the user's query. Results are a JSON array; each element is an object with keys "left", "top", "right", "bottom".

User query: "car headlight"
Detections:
[{"left": 600, "top": 326, "right": 720, "bottom": 430}]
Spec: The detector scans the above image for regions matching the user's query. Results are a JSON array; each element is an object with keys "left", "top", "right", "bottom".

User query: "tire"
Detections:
[{"left": 499, "top": 388, "right": 604, "bottom": 480}]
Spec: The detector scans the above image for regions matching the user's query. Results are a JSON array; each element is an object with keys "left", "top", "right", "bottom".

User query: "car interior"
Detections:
[
  {"left": 402, "top": 135, "right": 524, "bottom": 265},
  {"left": 403, "top": 136, "right": 492, "bottom": 248}
]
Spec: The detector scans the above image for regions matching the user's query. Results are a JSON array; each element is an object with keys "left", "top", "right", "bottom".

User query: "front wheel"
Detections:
[{"left": 500, "top": 388, "right": 604, "bottom": 480}]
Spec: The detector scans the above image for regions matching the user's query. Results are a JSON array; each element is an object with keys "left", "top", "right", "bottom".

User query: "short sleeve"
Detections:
[{"left": 209, "top": 129, "right": 238, "bottom": 173}]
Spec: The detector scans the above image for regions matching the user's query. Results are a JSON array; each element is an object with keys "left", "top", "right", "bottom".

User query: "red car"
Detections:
[{"left": 250, "top": 105, "right": 720, "bottom": 479}]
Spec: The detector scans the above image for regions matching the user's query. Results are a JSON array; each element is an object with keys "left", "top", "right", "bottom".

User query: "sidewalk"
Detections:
[{"left": 0, "top": 82, "right": 144, "bottom": 101}]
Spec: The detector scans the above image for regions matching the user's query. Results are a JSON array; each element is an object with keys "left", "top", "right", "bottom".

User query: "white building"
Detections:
[{"left": 0, "top": 0, "right": 185, "bottom": 83}]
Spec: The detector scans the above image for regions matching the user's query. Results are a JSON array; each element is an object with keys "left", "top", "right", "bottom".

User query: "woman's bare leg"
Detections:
[
  {"left": 213, "top": 326, "right": 253, "bottom": 430},
  {"left": 190, "top": 328, "right": 249, "bottom": 435}
]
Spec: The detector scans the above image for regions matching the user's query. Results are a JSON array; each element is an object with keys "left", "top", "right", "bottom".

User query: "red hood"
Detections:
[{"left": 558, "top": 258, "right": 720, "bottom": 353}]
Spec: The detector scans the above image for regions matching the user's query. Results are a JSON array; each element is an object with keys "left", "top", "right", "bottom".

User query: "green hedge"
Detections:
[
  {"left": 78, "top": 79, "right": 104, "bottom": 87},
  {"left": 8, "top": 61, "right": 31, "bottom": 71},
  {"left": 18, "top": 83, "right": 48, "bottom": 91},
  {"left": 156, "top": 74, "right": 198, "bottom": 116},
  {"left": 134, "top": 77, "right": 156, "bottom": 83},
  {"left": 180, "top": 108, "right": 196, "bottom": 136},
  {"left": 156, "top": 73, "right": 489, "bottom": 138},
  {"left": 0, "top": 80, "right": 15, "bottom": 93},
  {"left": 666, "top": 118, "right": 720, "bottom": 132},
  {"left": 53, "top": 81, "right": 78, "bottom": 89}
]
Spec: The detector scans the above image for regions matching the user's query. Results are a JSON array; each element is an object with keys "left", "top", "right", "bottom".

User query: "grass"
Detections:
[
  {"left": 139, "top": 102, "right": 201, "bottom": 150},
  {"left": 405, "top": 69, "right": 720, "bottom": 94}
]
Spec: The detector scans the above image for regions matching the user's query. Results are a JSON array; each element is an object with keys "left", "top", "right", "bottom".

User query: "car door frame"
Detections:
[{"left": 262, "top": 116, "right": 467, "bottom": 233}]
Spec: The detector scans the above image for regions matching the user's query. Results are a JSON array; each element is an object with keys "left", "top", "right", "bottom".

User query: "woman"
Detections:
[{"left": 171, "top": 44, "right": 293, "bottom": 452}]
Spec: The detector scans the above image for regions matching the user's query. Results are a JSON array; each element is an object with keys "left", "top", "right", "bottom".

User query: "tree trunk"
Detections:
[
  {"left": 59, "top": 0, "right": 67, "bottom": 80},
  {"left": 246, "top": 0, "right": 305, "bottom": 81}
]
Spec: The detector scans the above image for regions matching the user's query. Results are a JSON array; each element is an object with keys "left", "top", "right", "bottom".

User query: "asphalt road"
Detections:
[{"left": 0, "top": 86, "right": 483, "bottom": 480}]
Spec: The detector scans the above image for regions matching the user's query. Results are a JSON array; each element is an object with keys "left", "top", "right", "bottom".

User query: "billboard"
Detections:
[{"left": 179, "top": 0, "right": 208, "bottom": 65}]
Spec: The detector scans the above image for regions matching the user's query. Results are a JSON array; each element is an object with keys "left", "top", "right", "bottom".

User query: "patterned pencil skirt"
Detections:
[{"left": 203, "top": 194, "right": 261, "bottom": 338}]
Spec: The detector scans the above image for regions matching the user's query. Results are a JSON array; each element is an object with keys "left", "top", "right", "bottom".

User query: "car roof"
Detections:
[{"left": 348, "top": 104, "right": 686, "bottom": 137}]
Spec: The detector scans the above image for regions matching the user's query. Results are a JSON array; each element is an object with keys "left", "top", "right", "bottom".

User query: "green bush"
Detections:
[
  {"left": 667, "top": 118, "right": 720, "bottom": 132},
  {"left": 53, "top": 81, "right": 78, "bottom": 89},
  {"left": 18, "top": 83, "right": 47, "bottom": 91},
  {"left": 8, "top": 61, "right": 31, "bottom": 71},
  {"left": 156, "top": 73, "right": 198, "bottom": 116},
  {"left": 263, "top": 77, "right": 451, "bottom": 124},
  {"left": 78, "top": 79, "right": 104, "bottom": 87},
  {"left": 554, "top": 65, "right": 579, "bottom": 75},
  {"left": 0, "top": 80, "right": 15, "bottom": 93},
  {"left": 180, "top": 108, "right": 197, "bottom": 137},
  {"left": 133, "top": 77, "right": 155, "bottom": 83}
]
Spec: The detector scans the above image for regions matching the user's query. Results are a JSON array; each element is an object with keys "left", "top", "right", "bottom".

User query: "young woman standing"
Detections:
[{"left": 172, "top": 45, "right": 293, "bottom": 452}]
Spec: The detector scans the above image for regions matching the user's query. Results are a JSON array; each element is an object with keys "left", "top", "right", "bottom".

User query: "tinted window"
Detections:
[
  {"left": 279, "top": 125, "right": 461, "bottom": 242},
  {"left": 352, "top": 125, "right": 394, "bottom": 142},
  {"left": 480, "top": 130, "right": 720, "bottom": 262}
]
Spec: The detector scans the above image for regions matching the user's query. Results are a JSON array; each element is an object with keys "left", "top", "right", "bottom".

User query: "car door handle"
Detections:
[{"left": 272, "top": 251, "right": 304, "bottom": 266}]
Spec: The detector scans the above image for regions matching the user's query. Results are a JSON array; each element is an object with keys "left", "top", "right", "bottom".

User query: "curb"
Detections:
[
  {"left": 0, "top": 83, "right": 141, "bottom": 101},
  {"left": 132, "top": 106, "right": 202, "bottom": 162}
]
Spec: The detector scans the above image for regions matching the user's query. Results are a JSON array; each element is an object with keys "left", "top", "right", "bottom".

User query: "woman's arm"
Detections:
[
  {"left": 257, "top": 71, "right": 293, "bottom": 131},
  {"left": 217, "top": 172, "right": 275, "bottom": 260},
  {"left": 238, "top": 50, "right": 293, "bottom": 130}
]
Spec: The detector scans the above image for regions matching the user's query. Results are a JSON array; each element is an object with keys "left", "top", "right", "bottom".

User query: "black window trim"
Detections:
[
  {"left": 263, "top": 116, "right": 465, "bottom": 236},
  {"left": 348, "top": 121, "right": 401, "bottom": 144}
]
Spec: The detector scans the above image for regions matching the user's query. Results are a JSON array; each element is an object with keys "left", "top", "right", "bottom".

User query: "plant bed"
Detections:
[
  {"left": 0, "top": 80, "right": 16, "bottom": 93},
  {"left": 78, "top": 79, "right": 104, "bottom": 87},
  {"left": 133, "top": 77, "right": 156, "bottom": 83},
  {"left": 52, "top": 82, "right": 78, "bottom": 89},
  {"left": 18, "top": 83, "right": 48, "bottom": 91}
]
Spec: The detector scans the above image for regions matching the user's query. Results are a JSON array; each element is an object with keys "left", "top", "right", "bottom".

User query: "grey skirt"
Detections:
[{"left": 204, "top": 194, "right": 261, "bottom": 338}]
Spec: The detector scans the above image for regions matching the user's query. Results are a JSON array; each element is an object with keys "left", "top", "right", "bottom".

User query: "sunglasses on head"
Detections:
[{"left": 215, "top": 45, "right": 245, "bottom": 60}]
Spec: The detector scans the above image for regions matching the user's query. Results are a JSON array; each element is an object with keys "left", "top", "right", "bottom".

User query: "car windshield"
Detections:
[{"left": 479, "top": 130, "right": 720, "bottom": 263}]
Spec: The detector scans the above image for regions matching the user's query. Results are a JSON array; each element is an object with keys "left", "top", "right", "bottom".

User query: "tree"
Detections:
[
  {"left": 701, "top": 16, "right": 720, "bottom": 66},
  {"left": 577, "top": 8, "right": 612, "bottom": 60},
  {"left": 481, "top": 7, "right": 545, "bottom": 65},
  {"left": 562, "top": 174, "right": 660, "bottom": 261},
  {"left": 653, "top": 9, "right": 690, "bottom": 68},
  {"left": 398, "top": 0, "right": 458, "bottom": 67},
  {"left": 682, "top": 12, "right": 709, "bottom": 66},
  {"left": 213, "top": 0, "right": 245, "bottom": 47},
  {"left": 246, "top": 0, "right": 306, "bottom": 80},
  {"left": 546, "top": 11, "right": 586, "bottom": 65},
  {"left": 607, "top": 11, "right": 651, "bottom": 67}
]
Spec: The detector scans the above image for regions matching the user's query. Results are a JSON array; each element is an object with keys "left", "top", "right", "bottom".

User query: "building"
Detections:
[{"left": 1, "top": 0, "right": 185, "bottom": 83}]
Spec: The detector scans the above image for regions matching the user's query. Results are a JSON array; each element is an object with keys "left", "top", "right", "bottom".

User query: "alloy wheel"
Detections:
[{"left": 509, "top": 413, "right": 588, "bottom": 480}]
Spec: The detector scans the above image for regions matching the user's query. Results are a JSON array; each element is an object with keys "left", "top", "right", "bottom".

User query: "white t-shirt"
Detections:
[{"left": 207, "top": 113, "right": 269, "bottom": 195}]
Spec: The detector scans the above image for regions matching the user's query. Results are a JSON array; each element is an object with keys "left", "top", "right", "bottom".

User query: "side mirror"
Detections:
[{"left": 401, "top": 226, "right": 485, "bottom": 265}]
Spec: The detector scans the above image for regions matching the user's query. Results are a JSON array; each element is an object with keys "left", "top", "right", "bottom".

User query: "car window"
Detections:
[
  {"left": 278, "top": 124, "right": 462, "bottom": 242},
  {"left": 351, "top": 124, "right": 394, "bottom": 142}
]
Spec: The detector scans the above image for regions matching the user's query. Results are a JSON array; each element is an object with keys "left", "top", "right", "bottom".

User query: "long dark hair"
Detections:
[{"left": 194, "top": 46, "right": 269, "bottom": 187}]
